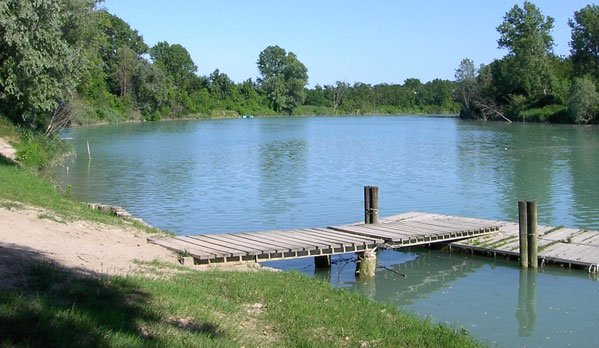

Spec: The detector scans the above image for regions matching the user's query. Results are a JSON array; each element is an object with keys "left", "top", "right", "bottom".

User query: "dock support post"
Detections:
[
  {"left": 364, "top": 186, "right": 379, "bottom": 224},
  {"left": 357, "top": 186, "right": 379, "bottom": 278},
  {"left": 527, "top": 201, "right": 538, "bottom": 268},
  {"left": 356, "top": 247, "right": 377, "bottom": 278},
  {"left": 518, "top": 200, "right": 528, "bottom": 268},
  {"left": 314, "top": 255, "right": 331, "bottom": 268}
]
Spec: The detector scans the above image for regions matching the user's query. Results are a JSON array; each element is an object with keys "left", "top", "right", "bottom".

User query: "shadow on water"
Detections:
[{"left": 0, "top": 242, "right": 223, "bottom": 347}]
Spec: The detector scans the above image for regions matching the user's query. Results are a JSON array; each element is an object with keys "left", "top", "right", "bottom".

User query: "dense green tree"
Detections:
[
  {"left": 208, "top": 69, "right": 235, "bottom": 100},
  {"left": 0, "top": 0, "right": 95, "bottom": 127},
  {"left": 113, "top": 46, "right": 136, "bottom": 97},
  {"left": 95, "top": 9, "right": 148, "bottom": 95},
  {"left": 569, "top": 5, "right": 599, "bottom": 80},
  {"left": 305, "top": 85, "right": 329, "bottom": 107},
  {"left": 131, "top": 60, "right": 170, "bottom": 115},
  {"left": 455, "top": 58, "right": 477, "bottom": 117},
  {"left": 497, "top": 1, "right": 554, "bottom": 97},
  {"left": 257, "top": 45, "right": 308, "bottom": 114},
  {"left": 567, "top": 76, "right": 598, "bottom": 124},
  {"left": 150, "top": 41, "right": 198, "bottom": 90}
]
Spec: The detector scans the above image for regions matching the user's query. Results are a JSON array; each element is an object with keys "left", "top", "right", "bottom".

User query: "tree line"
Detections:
[
  {"left": 0, "top": 0, "right": 459, "bottom": 134},
  {"left": 2, "top": 1, "right": 598, "bottom": 137},
  {"left": 455, "top": 1, "right": 599, "bottom": 124}
]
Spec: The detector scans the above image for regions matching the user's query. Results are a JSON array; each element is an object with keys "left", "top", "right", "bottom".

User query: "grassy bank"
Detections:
[
  {"left": 0, "top": 122, "right": 486, "bottom": 347},
  {"left": 0, "top": 261, "right": 485, "bottom": 348}
]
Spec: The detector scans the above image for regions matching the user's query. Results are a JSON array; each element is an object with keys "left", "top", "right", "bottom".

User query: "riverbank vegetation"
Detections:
[
  {"left": 1, "top": 0, "right": 459, "bottom": 138},
  {"left": 2, "top": 1, "right": 599, "bottom": 139},
  {"left": 455, "top": 2, "right": 599, "bottom": 124}
]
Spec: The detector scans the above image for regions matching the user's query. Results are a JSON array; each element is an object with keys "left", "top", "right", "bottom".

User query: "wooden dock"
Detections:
[
  {"left": 149, "top": 210, "right": 599, "bottom": 273},
  {"left": 148, "top": 212, "right": 501, "bottom": 264},
  {"left": 447, "top": 218, "right": 599, "bottom": 272}
]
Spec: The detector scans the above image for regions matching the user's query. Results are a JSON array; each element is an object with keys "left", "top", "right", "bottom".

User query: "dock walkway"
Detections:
[
  {"left": 149, "top": 212, "right": 500, "bottom": 264},
  {"left": 149, "top": 211, "right": 599, "bottom": 272}
]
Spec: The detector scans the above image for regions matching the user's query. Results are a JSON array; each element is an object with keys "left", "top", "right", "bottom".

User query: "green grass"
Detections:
[{"left": 0, "top": 262, "right": 486, "bottom": 348}]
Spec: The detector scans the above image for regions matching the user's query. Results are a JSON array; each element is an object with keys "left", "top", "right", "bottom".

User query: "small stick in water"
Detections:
[
  {"left": 377, "top": 265, "right": 407, "bottom": 278},
  {"left": 87, "top": 140, "right": 91, "bottom": 160}
]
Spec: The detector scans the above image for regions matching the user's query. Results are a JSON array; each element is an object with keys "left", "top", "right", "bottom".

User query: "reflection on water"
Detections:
[
  {"left": 294, "top": 248, "right": 598, "bottom": 348},
  {"left": 59, "top": 116, "right": 599, "bottom": 347},
  {"left": 60, "top": 116, "right": 599, "bottom": 234},
  {"left": 516, "top": 269, "right": 537, "bottom": 337}
]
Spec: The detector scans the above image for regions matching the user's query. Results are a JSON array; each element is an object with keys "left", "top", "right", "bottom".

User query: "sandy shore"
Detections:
[{"left": 0, "top": 204, "right": 178, "bottom": 285}]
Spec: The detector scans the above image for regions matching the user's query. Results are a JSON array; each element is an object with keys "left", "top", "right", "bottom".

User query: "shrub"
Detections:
[{"left": 567, "top": 76, "right": 599, "bottom": 124}]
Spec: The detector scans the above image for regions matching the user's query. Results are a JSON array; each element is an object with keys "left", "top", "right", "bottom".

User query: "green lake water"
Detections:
[{"left": 60, "top": 116, "right": 599, "bottom": 347}]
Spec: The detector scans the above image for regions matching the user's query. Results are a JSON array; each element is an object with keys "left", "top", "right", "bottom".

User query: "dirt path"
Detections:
[{"left": 0, "top": 205, "right": 179, "bottom": 285}]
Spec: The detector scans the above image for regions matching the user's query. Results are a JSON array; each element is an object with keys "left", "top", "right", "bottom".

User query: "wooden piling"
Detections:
[
  {"left": 356, "top": 248, "right": 377, "bottom": 278},
  {"left": 364, "top": 186, "right": 371, "bottom": 224},
  {"left": 357, "top": 186, "right": 379, "bottom": 278},
  {"left": 518, "top": 200, "right": 528, "bottom": 268},
  {"left": 370, "top": 186, "right": 379, "bottom": 224},
  {"left": 364, "top": 186, "right": 379, "bottom": 224},
  {"left": 527, "top": 201, "right": 538, "bottom": 268}
]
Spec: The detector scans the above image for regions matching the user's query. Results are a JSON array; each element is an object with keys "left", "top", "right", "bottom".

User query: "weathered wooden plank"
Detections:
[
  {"left": 223, "top": 233, "right": 297, "bottom": 253},
  {"left": 329, "top": 224, "right": 404, "bottom": 242},
  {"left": 192, "top": 234, "right": 267, "bottom": 255},
  {"left": 178, "top": 236, "right": 244, "bottom": 257},
  {"left": 148, "top": 238, "right": 215, "bottom": 259},
  {"left": 539, "top": 228, "right": 579, "bottom": 241},
  {"left": 396, "top": 221, "right": 465, "bottom": 233},
  {"left": 351, "top": 223, "right": 427, "bottom": 237},
  {"left": 378, "top": 211, "right": 429, "bottom": 222},
  {"left": 371, "top": 222, "right": 447, "bottom": 235},
  {"left": 235, "top": 232, "right": 305, "bottom": 252},
  {"left": 207, "top": 233, "right": 282, "bottom": 253},
  {"left": 250, "top": 230, "right": 332, "bottom": 250},
  {"left": 309, "top": 228, "right": 384, "bottom": 244},
  {"left": 298, "top": 229, "right": 367, "bottom": 247},
  {"left": 164, "top": 236, "right": 234, "bottom": 257},
  {"left": 248, "top": 229, "right": 343, "bottom": 249},
  {"left": 411, "top": 219, "right": 499, "bottom": 232},
  {"left": 572, "top": 231, "right": 599, "bottom": 245}
]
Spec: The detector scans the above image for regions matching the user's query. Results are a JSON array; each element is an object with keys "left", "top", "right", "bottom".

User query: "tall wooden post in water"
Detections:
[
  {"left": 357, "top": 186, "right": 379, "bottom": 278},
  {"left": 527, "top": 201, "right": 538, "bottom": 268},
  {"left": 518, "top": 201, "right": 528, "bottom": 268},
  {"left": 364, "top": 186, "right": 379, "bottom": 224},
  {"left": 518, "top": 200, "right": 538, "bottom": 269}
]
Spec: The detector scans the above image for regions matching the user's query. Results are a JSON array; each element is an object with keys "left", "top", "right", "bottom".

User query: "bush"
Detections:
[
  {"left": 16, "top": 142, "right": 48, "bottom": 168},
  {"left": 567, "top": 76, "right": 599, "bottom": 124},
  {"left": 519, "top": 104, "right": 569, "bottom": 122}
]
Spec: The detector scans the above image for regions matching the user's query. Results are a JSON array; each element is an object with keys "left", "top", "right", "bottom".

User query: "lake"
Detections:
[{"left": 59, "top": 116, "right": 599, "bottom": 347}]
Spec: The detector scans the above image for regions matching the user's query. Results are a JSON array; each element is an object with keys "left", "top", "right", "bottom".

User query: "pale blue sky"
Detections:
[{"left": 100, "top": 0, "right": 594, "bottom": 86}]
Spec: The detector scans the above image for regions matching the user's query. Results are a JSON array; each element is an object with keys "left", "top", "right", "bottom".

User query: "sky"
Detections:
[{"left": 101, "top": 0, "right": 595, "bottom": 87}]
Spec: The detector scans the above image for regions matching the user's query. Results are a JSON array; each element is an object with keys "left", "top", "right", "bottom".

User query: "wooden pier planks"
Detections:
[
  {"left": 329, "top": 213, "right": 502, "bottom": 246},
  {"left": 149, "top": 212, "right": 501, "bottom": 264},
  {"left": 148, "top": 212, "right": 598, "bottom": 271},
  {"left": 149, "top": 227, "right": 384, "bottom": 263},
  {"left": 450, "top": 221, "right": 599, "bottom": 270}
]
